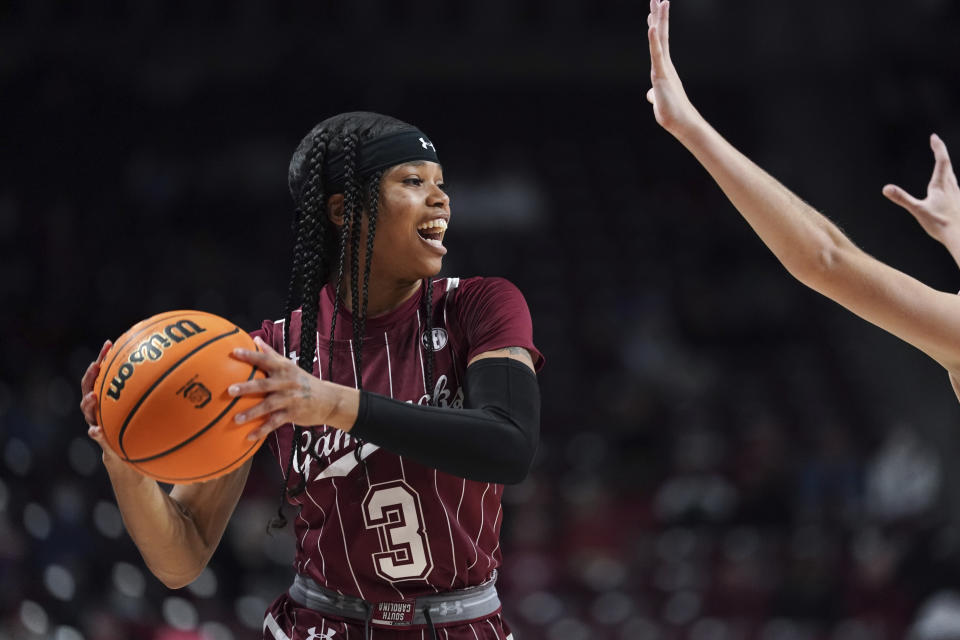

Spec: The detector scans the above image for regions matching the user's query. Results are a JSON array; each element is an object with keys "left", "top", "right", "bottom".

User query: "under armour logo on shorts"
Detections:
[
  {"left": 438, "top": 600, "right": 464, "bottom": 616},
  {"left": 306, "top": 627, "right": 336, "bottom": 640},
  {"left": 419, "top": 137, "right": 435, "bottom": 151}
]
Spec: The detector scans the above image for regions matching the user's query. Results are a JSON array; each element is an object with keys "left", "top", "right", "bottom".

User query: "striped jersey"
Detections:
[{"left": 251, "top": 277, "right": 543, "bottom": 603}]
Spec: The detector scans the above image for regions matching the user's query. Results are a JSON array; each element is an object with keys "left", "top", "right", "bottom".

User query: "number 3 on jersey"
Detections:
[{"left": 362, "top": 480, "right": 434, "bottom": 581}]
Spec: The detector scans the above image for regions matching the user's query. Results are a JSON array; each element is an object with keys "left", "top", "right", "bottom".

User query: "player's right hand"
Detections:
[
  {"left": 883, "top": 134, "right": 960, "bottom": 266},
  {"left": 646, "top": 0, "right": 703, "bottom": 139},
  {"left": 80, "top": 339, "right": 122, "bottom": 463}
]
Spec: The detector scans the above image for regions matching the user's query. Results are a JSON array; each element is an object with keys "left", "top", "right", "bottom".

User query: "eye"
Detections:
[
  {"left": 437, "top": 182, "right": 447, "bottom": 192},
  {"left": 403, "top": 177, "right": 423, "bottom": 186}
]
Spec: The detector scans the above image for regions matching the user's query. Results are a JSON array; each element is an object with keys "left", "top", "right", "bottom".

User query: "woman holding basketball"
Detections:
[
  {"left": 80, "top": 112, "right": 542, "bottom": 640},
  {"left": 645, "top": 0, "right": 960, "bottom": 397}
]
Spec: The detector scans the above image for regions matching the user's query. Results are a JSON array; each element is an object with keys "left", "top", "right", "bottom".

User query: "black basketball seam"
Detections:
[
  {"left": 117, "top": 327, "right": 241, "bottom": 458},
  {"left": 127, "top": 436, "right": 261, "bottom": 483},
  {"left": 122, "top": 342, "right": 264, "bottom": 483},
  {"left": 125, "top": 363, "right": 259, "bottom": 464}
]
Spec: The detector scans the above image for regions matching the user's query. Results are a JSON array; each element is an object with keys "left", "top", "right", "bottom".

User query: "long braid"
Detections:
[
  {"left": 269, "top": 209, "right": 307, "bottom": 532},
  {"left": 268, "top": 131, "right": 328, "bottom": 531},
  {"left": 328, "top": 133, "right": 359, "bottom": 381},
  {"left": 359, "top": 170, "right": 383, "bottom": 349},
  {"left": 345, "top": 150, "right": 365, "bottom": 386},
  {"left": 298, "top": 131, "right": 330, "bottom": 377},
  {"left": 422, "top": 278, "right": 436, "bottom": 405},
  {"left": 349, "top": 170, "right": 383, "bottom": 469},
  {"left": 327, "top": 221, "right": 350, "bottom": 376},
  {"left": 283, "top": 208, "right": 308, "bottom": 357},
  {"left": 334, "top": 133, "right": 375, "bottom": 471}
]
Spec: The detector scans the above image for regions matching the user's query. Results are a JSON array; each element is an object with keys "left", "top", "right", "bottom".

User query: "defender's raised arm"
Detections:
[{"left": 645, "top": 0, "right": 960, "bottom": 376}]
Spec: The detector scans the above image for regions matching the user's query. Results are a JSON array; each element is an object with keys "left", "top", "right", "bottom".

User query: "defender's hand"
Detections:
[
  {"left": 883, "top": 134, "right": 960, "bottom": 266},
  {"left": 229, "top": 337, "right": 359, "bottom": 440},
  {"left": 646, "top": 0, "right": 703, "bottom": 139}
]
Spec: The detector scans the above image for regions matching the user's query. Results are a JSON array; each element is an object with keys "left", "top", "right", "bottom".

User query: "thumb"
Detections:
[
  {"left": 647, "top": 88, "right": 656, "bottom": 105},
  {"left": 882, "top": 184, "right": 922, "bottom": 211},
  {"left": 87, "top": 425, "right": 118, "bottom": 459}
]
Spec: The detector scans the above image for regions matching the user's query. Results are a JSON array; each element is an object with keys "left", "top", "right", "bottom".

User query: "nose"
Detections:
[{"left": 427, "top": 182, "right": 449, "bottom": 208}]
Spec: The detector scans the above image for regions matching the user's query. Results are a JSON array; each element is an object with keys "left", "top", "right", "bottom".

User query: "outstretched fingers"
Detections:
[
  {"left": 882, "top": 183, "right": 922, "bottom": 212},
  {"left": 650, "top": 0, "right": 670, "bottom": 58},
  {"left": 930, "top": 133, "right": 956, "bottom": 187},
  {"left": 234, "top": 393, "right": 285, "bottom": 424},
  {"left": 229, "top": 336, "right": 301, "bottom": 439},
  {"left": 234, "top": 390, "right": 292, "bottom": 441},
  {"left": 253, "top": 335, "right": 281, "bottom": 356},
  {"left": 648, "top": 22, "right": 663, "bottom": 70},
  {"left": 648, "top": 1, "right": 674, "bottom": 80},
  {"left": 245, "top": 412, "right": 290, "bottom": 442},
  {"left": 661, "top": 0, "right": 670, "bottom": 51},
  {"left": 231, "top": 336, "right": 284, "bottom": 372},
  {"left": 228, "top": 376, "right": 297, "bottom": 398},
  {"left": 648, "top": 25, "right": 668, "bottom": 80}
]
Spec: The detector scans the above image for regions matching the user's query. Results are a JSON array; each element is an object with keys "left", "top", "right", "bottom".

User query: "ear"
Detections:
[{"left": 327, "top": 194, "right": 345, "bottom": 227}]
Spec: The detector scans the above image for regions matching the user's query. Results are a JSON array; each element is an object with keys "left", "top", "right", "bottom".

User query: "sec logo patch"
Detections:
[{"left": 421, "top": 328, "right": 448, "bottom": 351}]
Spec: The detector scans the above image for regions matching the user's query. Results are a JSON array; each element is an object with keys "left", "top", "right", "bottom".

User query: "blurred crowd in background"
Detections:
[{"left": 3, "top": 1, "right": 960, "bottom": 639}]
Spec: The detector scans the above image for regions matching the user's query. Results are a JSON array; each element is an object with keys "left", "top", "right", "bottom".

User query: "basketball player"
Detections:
[
  {"left": 645, "top": 0, "right": 960, "bottom": 401},
  {"left": 79, "top": 112, "right": 543, "bottom": 640}
]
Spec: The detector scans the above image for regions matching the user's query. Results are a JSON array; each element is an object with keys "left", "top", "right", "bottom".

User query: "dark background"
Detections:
[{"left": 3, "top": 1, "right": 960, "bottom": 639}]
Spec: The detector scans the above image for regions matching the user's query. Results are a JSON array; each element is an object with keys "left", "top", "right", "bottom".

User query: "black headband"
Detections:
[{"left": 323, "top": 129, "right": 440, "bottom": 192}]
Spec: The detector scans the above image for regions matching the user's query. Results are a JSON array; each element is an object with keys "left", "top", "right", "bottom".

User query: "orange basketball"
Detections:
[{"left": 94, "top": 310, "right": 267, "bottom": 484}]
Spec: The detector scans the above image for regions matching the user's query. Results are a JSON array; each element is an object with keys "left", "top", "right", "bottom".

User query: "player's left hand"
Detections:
[
  {"left": 882, "top": 134, "right": 960, "bottom": 268},
  {"left": 228, "top": 336, "right": 358, "bottom": 440},
  {"left": 646, "top": 0, "right": 703, "bottom": 139}
]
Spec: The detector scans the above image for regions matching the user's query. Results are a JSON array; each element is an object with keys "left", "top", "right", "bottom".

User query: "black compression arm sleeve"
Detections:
[{"left": 349, "top": 358, "right": 540, "bottom": 484}]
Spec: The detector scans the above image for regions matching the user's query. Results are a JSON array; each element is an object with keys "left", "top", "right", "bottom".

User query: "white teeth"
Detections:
[{"left": 417, "top": 219, "right": 448, "bottom": 231}]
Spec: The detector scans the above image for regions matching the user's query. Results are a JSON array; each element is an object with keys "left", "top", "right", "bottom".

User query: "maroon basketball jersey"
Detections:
[{"left": 251, "top": 277, "right": 543, "bottom": 603}]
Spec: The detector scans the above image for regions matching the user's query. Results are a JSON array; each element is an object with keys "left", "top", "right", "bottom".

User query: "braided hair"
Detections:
[{"left": 268, "top": 112, "right": 438, "bottom": 531}]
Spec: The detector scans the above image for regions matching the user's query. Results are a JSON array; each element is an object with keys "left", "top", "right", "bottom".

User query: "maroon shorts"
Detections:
[{"left": 261, "top": 592, "right": 515, "bottom": 640}]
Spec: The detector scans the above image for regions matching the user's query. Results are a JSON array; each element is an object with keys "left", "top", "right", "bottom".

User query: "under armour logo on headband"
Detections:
[{"left": 321, "top": 129, "right": 441, "bottom": 193}]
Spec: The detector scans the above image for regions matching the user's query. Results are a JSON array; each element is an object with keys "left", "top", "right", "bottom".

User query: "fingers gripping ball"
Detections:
[{"left": 94, "top": 311, "right": 268, "bottom": 483}]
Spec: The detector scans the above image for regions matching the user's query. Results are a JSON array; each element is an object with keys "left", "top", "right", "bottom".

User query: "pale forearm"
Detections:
[
  {"left": 676, "top": 118, "right": 858, "bottom": 286},
  {"left": 647, "top": 1, "right": 858, "bottom": 289},
  {"left": 944, "top": 236, "right": 960, "bottom": 272},
  {"left": 103, "top": 460, "right": 210, "bottom": 588}
]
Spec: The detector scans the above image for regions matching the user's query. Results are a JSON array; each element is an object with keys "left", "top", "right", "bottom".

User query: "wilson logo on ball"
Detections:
[{"left": 106, "top": 319, "right": 207, "bottom": 401}]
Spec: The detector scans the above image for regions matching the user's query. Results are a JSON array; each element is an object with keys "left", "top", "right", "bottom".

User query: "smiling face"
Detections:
[{"left": 365, "top": 160, "right": 450, "bottom": 284}]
